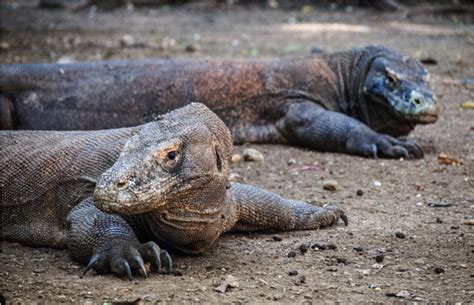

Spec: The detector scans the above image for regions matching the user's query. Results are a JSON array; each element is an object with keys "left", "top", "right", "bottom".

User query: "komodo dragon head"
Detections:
[
  {"left": 93, "top": 103, "right": 233, "bottom": 215},
  {"left": 355, "top": 46, "right": 439, "bottom": 136}
]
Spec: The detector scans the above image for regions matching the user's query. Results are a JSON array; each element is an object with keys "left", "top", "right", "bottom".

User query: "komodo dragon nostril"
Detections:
[{"left": 412, "top": 98, "right": 422, "bottom": 106}]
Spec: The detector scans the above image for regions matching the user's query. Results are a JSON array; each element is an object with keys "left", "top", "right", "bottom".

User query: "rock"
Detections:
[
  {"left": 287, "top": 250, "right": 297, "bottom": 258},
  {"left": 336, "top": 257, "right": 348, "bottom": 264},
  {"left": 214, "top": 275, "right": 239, "bottom": 293},
  {"left": 386, "top": 290, "right": 410, "bottom": 298},
  {"left": 375, "top": 253, "right": 384, "bottom": 263},
  {"left": 0, "top": 42, "right": 10, "bottom": 50},
  {"left": 57, "top": 56, "right": 76, "bottom": 64},
  {"left": 231, "top": 154, "right": 241, "bottom": 163},
  {"left": 243, "top": 148, "right": 264, "bottom": 162},
  {"left": 436, "top": 217, "right": 443, "bottom": 224},
  {"left": 373, "top": 180, "right": 382, "bottom": 187},
  {"left": 356, "top": 189, "right": 364, "bottom": 196},
  {"left": 323, "top": 180, "right": 338, "bottom": 191},
  {"left": 414, "top": 258, "right": 425, "bottom": 265},
  {"left": 327, "top": 244, "right": 337, "bottom": 250},
  {"left": 173, "top": 270, "right": 183, "bottom": 276},
  {"left": 288, "top": 270, "right": 298, "bottom": 276},
  {"left": 310, "top": 242, "right": 327, "bottom": 250},
  {"left": 295, "top": 275, "right": 306, "bottom": 286},
  {"left": 185, "top": 43, "right": 201, "bottom": 52},
  {"left": 310, "top": 46, "right": 324, "bottom": 54},
  {"left": 434, "top": 267, "right": 445, "bottom": 274},
  {"left": 353, "top": 246, "right": 363, "bottom": 252},
  {"left": 395, "top": 231, "right": 406, "bottom": 239},
  {"left": 358, "top": 269, "right": 370, "bottom": 276},
  {"left": 299, "top": 243, "right": 309, "bottom": 254},
  {"left": 427, "top": 201, "right": 452, "bottom": 208},
  {"left": 228, "top": 172, "right": 241, "bottom": 182},
  {"left": 120, "top": 34, "right": 136, "bottom": 47},
  {"left": 464, "top": 219, "right": 474, "bottom": 226},
  {"left": 287, "top": 158, "right": 296, "bottom": 166},
  {"left": 272, "top": 235, "right": 283, "bottom": 242}
]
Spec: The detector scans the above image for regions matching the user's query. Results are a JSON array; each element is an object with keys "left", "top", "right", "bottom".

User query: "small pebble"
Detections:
[
  {"left": 295, "top": 275, "right": 306, "bottom": 286},
  {"left": 323, "top": 180, "right": 338, "bottom": 191},
  {"left": 173, "top": 270, "right": 183, "bottom": 276},
  {"left": 272, "top": 235, "right": 282, "bottom": 242},
  {"left": 287, "top": 158, "right": 296, "bottom": 166},
  {"left": 328, "top": 244, "right": 337, "bottom": 250},
  {"left": 228, "top": 172, "right": 241, "bottom": 182},
  {"left": 120, "top": 34, "right": 136, "bottom": 47},
  {"left": 434, "top": 267, "right": 445, "bottom": 274},
  {"left": 375, "top": 254, "right": 384, "bottom": 263},
  {"left": 310, "top": 242, "right": 327, "bottom": 250},
  {"left": 0, "top": 42, "right": 10, "bottom": 50},
  {"left": 243, "top": 148, "right": 264, "bottom": 162},
  {"left": 436, "top": 217, "right": 443, "bottom": 224},
  {"left": 427, "top": 201, "right": 452, "bottom": 208},
  {"left": 353, "top": 246, "right": 363, "bottom": 252},
  {"left": 373, "top": 180, "right": 382, "bottom": 187},
  {"left": 336, "top": 257, "right": 348, "bottom": 264},
  {"left": 356, "top": 189, "right": 363, "bottom": 196},
  {"left": 299, "top": 243, "right": 309, "bottom": 254},
  {"left": 185, "top": 43, "right": 201, "bottom": 52},
  {"left": 57, "top": 56, "right": 75, "bottom": 64},
  {"left": 395, "top": 231, "right": 406, "bottom": 239},
  {"left": 287, "top": 250, "right": 297, "bottom": 258},
  {"left": 231, "top": 154, "right": 241, "bottom": 163},
  {"left": 288, "top": 270, "right": 298, "bottom": 276}
]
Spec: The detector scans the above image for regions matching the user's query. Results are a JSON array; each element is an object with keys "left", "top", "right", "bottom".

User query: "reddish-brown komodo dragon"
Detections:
[{"left": 0, "top": 45, "right": 438, "bottom": 159}]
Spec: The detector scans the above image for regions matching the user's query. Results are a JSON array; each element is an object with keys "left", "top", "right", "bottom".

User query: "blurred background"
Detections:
[{"left": 1, "top": 0, "right": 473, "bottom": 66}]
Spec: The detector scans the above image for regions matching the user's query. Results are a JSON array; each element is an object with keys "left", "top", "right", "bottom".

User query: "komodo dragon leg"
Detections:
[
  {"left": 279, "top": 101, "right": 424, "bottom": 159},
  {"left": 230, "top": 183, "right": 348, "bottom": 232},
  {"left": 67, "top": 198, "right": 172, "bottom": 279}
]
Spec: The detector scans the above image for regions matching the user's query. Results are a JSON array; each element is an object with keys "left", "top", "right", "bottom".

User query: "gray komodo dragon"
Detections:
[
  {"left": 1, "top": 103, "right": 347, "bottom": 279},
  {"left": 0, "top": 45, "right": 438, "bottom": 159}
]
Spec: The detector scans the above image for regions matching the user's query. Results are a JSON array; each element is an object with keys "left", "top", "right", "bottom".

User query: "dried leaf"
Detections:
[
  {"left": 214, "top": 275, "right": 239, "bottom": 293},
  {"left": 460, "top": 101, "right": 474, "bottom": 109},
  {"left": 438, "top": 153, "right": 462, "bottom": 165}
]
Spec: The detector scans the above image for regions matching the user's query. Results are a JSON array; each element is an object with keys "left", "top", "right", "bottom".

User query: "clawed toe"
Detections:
[{"left": 81, "top": 240, "right": 172, "bottom": 279}]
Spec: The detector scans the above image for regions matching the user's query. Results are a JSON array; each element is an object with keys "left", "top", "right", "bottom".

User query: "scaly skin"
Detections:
[
  {"left": 1, "top": 103, "right": 347, "bottom": 279},
  {"left": 0, "top": 45, "right": 438, "bottom": 158}
]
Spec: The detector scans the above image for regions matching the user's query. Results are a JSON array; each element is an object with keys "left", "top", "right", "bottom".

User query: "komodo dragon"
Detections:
[
  {"left": 1, "top": 103, "right": 347, "bottom": 279},
  {"left": 0, "top": 45, "right": 438, "bottom": 159}
]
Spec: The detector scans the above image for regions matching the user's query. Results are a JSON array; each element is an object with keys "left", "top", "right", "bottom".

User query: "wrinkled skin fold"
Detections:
[
  {"left": 0, "top": 45, "right": 438, "bottom": 159},
  {"left": 1, "top": 103, "right": 347, "bottom": 279}
]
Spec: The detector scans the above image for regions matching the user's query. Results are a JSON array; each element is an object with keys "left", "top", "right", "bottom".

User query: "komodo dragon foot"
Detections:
[{"left": 82, "top": 240, "right": 172, "bottom": 280}]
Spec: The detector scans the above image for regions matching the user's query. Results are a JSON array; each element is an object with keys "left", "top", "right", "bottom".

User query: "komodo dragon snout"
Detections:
[
  {"left": 94, "top": 123, "right": 230, "bottom": 215},
  {"left": 363, "top": 55, "right": 439, "bottom": 125}
]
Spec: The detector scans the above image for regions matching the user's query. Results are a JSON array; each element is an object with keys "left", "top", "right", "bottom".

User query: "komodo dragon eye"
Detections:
[
  {"left": 386, "top": 73, "right": 399, "bottom": 87},
  {"left": 167, "top": 151, "right": 177, "bottom": 160}
]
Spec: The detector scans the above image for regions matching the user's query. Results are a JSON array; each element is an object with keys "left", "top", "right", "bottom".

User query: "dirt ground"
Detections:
[{"left": 1, "top": 1, "right": 473, "bottom": 303}]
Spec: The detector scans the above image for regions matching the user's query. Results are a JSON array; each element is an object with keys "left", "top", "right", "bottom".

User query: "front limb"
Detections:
[
  {"left": 229, "top": 183, "right": 347, "bottom": 232},
  {"left": 67, "top": 198, "right": 171, "bottom": 279},
  {"left": 279, "top": 101, "right": 423, "bottom": 158}
]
